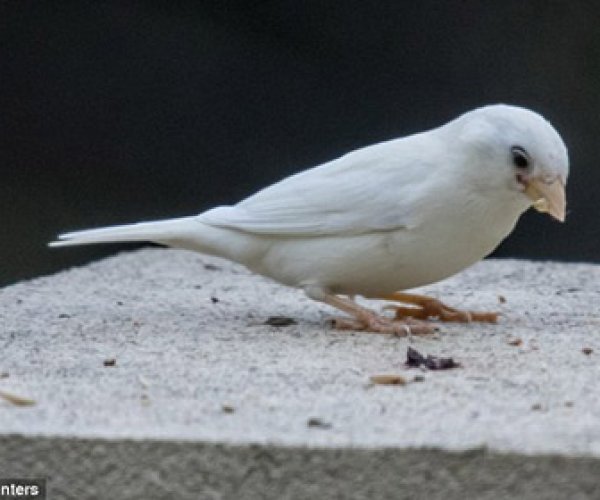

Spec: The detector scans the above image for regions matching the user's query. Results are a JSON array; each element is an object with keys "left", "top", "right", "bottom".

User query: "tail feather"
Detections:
[{"left": 49, "top": 216, "right": 199, "bottom": 248}]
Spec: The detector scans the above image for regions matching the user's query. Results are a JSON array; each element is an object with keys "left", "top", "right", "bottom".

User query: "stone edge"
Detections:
[{"left": 1, "top": 434, "right": 599, "bottom": 499}]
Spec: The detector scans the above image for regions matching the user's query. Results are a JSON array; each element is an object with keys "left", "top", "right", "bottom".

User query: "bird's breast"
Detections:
[{"left": 249, "top": 194, "right": 525, "bottom": 297}]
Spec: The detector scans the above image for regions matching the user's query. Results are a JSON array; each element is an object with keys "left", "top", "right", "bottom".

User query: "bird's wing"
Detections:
[{"left": 199, "top": 138, "right": 436, "bottom": 236}]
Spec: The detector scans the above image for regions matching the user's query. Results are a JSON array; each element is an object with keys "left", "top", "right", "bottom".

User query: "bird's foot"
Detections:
[
  {"left": 382, "top": 292, "right": 498, "bottom": 323},
  {"left": 318, "top": 292, "right": 436, "bottom": 336},
  {"left": 330, "top": 314, "right": 436, "bottom": 336}
]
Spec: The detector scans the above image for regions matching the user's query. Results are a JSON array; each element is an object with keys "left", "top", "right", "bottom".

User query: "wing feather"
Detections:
[{"left": 199, "top": 137, "right": 435, "bottom": 236}]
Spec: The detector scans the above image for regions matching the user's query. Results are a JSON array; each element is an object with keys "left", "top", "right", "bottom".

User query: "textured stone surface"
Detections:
[
  {"left": 1, "top": 248, "right": 600, "bottom": 498},
  {"left": 2, "top": 436, "right": 600, "bottom": 500}
]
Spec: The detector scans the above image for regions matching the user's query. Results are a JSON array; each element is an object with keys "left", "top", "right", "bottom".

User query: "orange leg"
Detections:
[
  {"left": 380, "top": 292, "right": 499, "bottom": 323},
  {"left": 322, "top": 294, "right": 436, "bottom": 336}
]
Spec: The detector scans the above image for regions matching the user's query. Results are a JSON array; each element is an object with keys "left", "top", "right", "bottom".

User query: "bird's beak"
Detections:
[{"left": 523, "top": 176, "right": 566, "bottom": 222}]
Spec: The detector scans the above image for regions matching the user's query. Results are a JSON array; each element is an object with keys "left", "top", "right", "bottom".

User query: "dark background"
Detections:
[{"left": 2, "top": 1, "right": 599, "bottom": 286}]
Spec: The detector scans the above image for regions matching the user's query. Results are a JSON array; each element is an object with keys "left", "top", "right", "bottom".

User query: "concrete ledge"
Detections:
[
  {"left": 2, "top": 435, "right": 600, "bottom": 500},
  {"left": 1, "top": 248, "right": 600, "bottom": 498}
]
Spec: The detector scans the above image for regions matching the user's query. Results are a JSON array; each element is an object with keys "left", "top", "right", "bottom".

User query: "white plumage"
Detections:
[{"left": 51, "top": 104, "right": 569, "bottom": 335}]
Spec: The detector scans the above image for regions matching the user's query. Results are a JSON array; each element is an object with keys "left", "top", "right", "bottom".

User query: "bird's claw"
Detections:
[
  {"left": 330, "top": 315, "right": 436, "bottom": 336},
  {"left": 383, "top": 295, "right": 499, "bottom": 323}
]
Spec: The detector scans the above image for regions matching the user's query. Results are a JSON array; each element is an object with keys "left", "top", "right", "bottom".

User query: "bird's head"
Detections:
[{"left": 451, "top": 104, "right": 568, "bottom": 222}]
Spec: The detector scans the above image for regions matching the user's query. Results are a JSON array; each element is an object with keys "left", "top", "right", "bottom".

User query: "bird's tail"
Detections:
[{"left": 49, "top": 216, "right": 200, "bottom": 248}]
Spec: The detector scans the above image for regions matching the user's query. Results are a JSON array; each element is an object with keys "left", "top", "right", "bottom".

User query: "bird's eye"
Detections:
[{"left": 511, "top": 146, "right": 530, "bottom": 169}]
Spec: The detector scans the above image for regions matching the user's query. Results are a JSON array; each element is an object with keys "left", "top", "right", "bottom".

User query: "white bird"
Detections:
[{"left": 50, "top": 105, "right": 568, "bottom": 335}]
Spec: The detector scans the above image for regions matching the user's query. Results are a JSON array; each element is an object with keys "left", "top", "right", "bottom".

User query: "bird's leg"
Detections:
[
  {"left": 321, "top": 293, "right": 436, "bottom": 336},
  {"left": 380, "top": 292, "right": 499, "bottom": 323}
]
